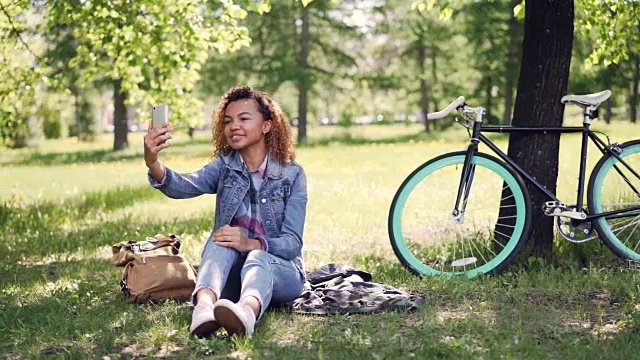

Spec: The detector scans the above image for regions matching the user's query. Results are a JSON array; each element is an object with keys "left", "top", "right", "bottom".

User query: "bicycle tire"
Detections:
[
  {"left": 588, "top": 140, "right": 640, "bottom": 261},
  {"left": 388, "top": 151, "right": 532, "bottom": 277}
]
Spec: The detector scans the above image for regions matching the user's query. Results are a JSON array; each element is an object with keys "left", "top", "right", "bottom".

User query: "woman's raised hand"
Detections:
[{"left": 144, "top": 121, "right": 173, "bottom": 167}]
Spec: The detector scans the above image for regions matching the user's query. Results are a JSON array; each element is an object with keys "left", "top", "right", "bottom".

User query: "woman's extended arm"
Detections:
[
  {"left": 144, "top": 120, "right": 222, "bottom": 198},
  {"left": 149, "top": 159, "right": 223, "bottom": 199}
]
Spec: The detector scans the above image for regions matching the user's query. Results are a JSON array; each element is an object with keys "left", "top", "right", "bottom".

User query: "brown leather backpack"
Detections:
[{"left": 111, "top": 235, "right": 198, "bottom": 303}]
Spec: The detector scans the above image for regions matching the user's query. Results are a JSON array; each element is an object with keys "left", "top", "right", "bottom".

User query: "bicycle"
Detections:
[{"left": 388, "top": 90, "right": 640, "bottom": 277}]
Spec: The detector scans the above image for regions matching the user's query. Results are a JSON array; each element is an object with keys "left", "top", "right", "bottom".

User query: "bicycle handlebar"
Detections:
[
  {"left": 429, "top": 89, "right": 612, "bottom": 123},
  {"left": 426, "top": 96, "right": 466, "bottom": 120}
]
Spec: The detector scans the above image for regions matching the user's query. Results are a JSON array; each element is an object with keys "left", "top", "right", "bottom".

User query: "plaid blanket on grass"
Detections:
[{"left": 287, "top": 264, "right": 424, "bottom": 315}]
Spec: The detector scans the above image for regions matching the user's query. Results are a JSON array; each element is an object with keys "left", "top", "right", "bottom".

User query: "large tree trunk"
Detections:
[
  {"left": 296, "top": 4, "right": 310, "bottom": 145},
  {"left": 26, "top": 86, "right": 43, "bottom": 148},
  {"left": 113, "top": 79, "right": 129, "bottom": 151},
  {"left": 418, "top": 33, "right": 430, "bottom": 132},
  {"left": 74, "top": 88, "right": 83, "bottom": 141},
  {"left": 430, "top": 50, "right": 440, "bottom": 129},
  {"left": 506, "top": 0, "right": 574, "bottom": 258},
  {"left": 604, "top": 66, "right": 613, "bottom": 124},
  {"left": 502, "top": 0, "right": 523, "bottom": 125},
  {"left": 631, "top": 54, "right": 639, "bottom": 123},
  {"left": 485, "top": 76, "right": 493, "bottom": 122}
]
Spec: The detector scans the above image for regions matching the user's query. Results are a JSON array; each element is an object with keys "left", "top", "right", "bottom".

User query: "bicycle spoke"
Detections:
[
  {"left": 611, "top": 215, "right": 640, "bottom": 235},
  {"left": 625, "top": 219, "right": 640, "bottom": 253},
  {"left": 502, "top": 194, "right": 515, "bottom": 202},
  {"left": 468, "top": 237, "right": 489, "bottom": 264},
  {"left": 479, "top": 239, "right": 499, "bottom": 257},
  {"left": 494, "top": 229, "right": 512, "bottom": 240}
]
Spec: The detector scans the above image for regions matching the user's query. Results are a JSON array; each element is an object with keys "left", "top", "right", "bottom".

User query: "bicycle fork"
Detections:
[{"left": 452, "top": 141, "right": 479, "bottom": 224}]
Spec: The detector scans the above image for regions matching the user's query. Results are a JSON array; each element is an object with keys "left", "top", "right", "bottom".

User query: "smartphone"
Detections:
[{"left": 152, "top": 104, "right": 169, "bottom": 128}]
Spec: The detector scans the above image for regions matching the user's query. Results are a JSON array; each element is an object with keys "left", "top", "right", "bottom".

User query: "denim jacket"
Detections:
[{"left": 148, "top": 151, "right": 308, "bottom": 277}]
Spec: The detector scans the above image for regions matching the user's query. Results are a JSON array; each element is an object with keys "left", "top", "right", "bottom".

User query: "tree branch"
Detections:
[{"left": 0, "top": 1, "right": 42, "bottom": 61}]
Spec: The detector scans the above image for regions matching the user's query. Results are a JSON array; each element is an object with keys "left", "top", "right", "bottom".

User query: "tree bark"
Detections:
[
  {"left": 505, "top": 0, "right": 574, "bottom": 258},
  {"left": 113, "top": 79, "right": 129, "bottom": 151},
  {"left": 430, "top": 48, "right": 438, "bottom": 129},
  {"left": 26, "top": 86, "right": 43, "bottom": 148},
  {"left": 418, "top": 32, "right": 430, "bottom": 132},
  {"left": 604, "top": 66, "right": 613, "bottom": 124},
  {"left": 631, "top": 54, "right": 639, "bottom": 123},
  {"left": 485, "top": 76, "right": 493, "bottom": 122},
  {"left": 74, "top": 88, "right": 83, "bottom": 141},
  {"left": 296, "top": 4, "right": 310, "bottom": 145}
]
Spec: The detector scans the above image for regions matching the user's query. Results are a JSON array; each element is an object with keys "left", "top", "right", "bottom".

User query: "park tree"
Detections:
[
  {"left": 568, "top": 28, "right": 630, "bottom": 125},
  {"left": 375, "top": 1, "right": 455, "bottom": 132},
  {"left": 0, "top": 0, "right": 44, "bottom": 148},
  {"left": 412, "top": 0, "right": 573, "bottom": 259},
  {"left": 505, "top": 0, "right": 574, "bottom": 257},
  {"left": 45, "top": 0, "right": 260, "bottom": 151},
  {"left": 578, "top": 0, "right": 640, "bottom": 122},
  {"left": 461, "top": 0, "right": 523, "bottom": 125},
  {"left": 3, "top": 0, "right": 319, "bottom": 150},
  {"left": 200, "top": 0, "right": 358, "bottom": 144},
  {"left": 46, "top": 0, "right": 209, "bottom": 151},
  {"left": 501, "top": 0, "right": 523, "bottom": 125},
  {"left": 45, "top": 25, "right": 97, "bottom": 141}
]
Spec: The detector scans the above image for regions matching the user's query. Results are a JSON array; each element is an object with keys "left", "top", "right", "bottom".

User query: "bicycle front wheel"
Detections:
[
  {"left": 588, "top": 140, "right": 640, "bottom": 261},
  {"left": 388, "top": 152, "right": 531, "bottom": 277}
]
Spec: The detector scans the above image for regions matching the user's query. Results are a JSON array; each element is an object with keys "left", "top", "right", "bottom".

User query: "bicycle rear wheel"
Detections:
[
  {"left": 588, "top": 140, "right": 640, "bottom": 261},
  {"left": 388, "top": 152, "right": 531, "bottom": 277}
]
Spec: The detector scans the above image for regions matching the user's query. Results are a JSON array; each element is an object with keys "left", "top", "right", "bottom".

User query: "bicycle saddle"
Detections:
[{"left": 560, "top": 90, "right": 611, "bottom": 107}]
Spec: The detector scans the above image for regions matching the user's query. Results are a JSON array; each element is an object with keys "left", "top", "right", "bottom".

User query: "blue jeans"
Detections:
[{"left": 193, "top": 241, "right": 305, "bottom": 320}]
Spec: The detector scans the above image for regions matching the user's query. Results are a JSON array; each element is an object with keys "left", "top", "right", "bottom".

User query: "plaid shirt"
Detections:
[{"left": 229, "top": 154, "right": 269, "bottom": 249}]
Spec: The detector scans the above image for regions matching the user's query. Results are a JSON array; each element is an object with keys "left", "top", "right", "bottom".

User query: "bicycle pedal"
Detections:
[
  {"left": 554, "top": 211, "right": 587, "bottom": 220},
  {"left": 544, "top": 201, "right": 565, "bottom": 207}
]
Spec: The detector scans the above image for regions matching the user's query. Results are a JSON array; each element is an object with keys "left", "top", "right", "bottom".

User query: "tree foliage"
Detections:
[
  {"left": 2, "top": 0, "right": 279, "bottom": 148},
  {"left": 46, "top": 0, "right": 214, "bottom": 124},
  {"left": 199, "top": 0, "right": 359, "bottom": 142},
  {"left": 578, "top": 0, "right": 640, "bottom": 66},
  {"left": 0, "top": 0, "right": 43, "bottom": 147}
]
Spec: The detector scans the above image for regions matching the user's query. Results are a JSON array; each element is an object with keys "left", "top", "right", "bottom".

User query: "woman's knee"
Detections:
[
  {"left": 242, "top": 250, "right": 272, "bottom": 279},
  {"left": 201, "top": 241, "right": 238, "bottom": 261},
  {"left": 245, "top": 249, "right": 269, "bottom": 264}
]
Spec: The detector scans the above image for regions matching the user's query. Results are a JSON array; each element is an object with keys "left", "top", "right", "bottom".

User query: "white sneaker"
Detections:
[
  {"left": 213, "top": 299, "right": 256, "bottom": 338},
  {"left": 189, "top": 303, "right": 219, "bottom": 338}
]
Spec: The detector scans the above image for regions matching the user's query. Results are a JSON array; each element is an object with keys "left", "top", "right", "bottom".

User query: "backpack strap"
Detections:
[{"left": 111, "top": 234, "right": 182, "bottom": 266}]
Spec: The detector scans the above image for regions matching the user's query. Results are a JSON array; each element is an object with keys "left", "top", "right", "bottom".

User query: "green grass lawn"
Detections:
[{"left": 2, "top": 121, "right": 640, "bottom": 359}]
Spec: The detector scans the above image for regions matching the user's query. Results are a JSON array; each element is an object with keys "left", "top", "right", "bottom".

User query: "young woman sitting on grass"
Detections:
[{"left": 143, "top": 86, "right": 308, "bottom": 338}]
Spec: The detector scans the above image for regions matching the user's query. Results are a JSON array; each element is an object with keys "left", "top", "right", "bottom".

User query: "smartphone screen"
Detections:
[{"left": 152, "top": 104, "right": 169, "bottom": 128}]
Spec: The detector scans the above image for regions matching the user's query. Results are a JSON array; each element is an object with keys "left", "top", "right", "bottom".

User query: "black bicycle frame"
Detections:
[{"left": 453, "top": 122, "right": 640, "bottom": 222}]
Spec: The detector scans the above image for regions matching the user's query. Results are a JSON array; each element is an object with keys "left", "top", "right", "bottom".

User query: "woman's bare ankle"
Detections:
[
  {"left": 239, "top": 296, "right": 261, "bottom": 318},
  {"left": 196, "top": 289, "right": 217, "bottom": 307}
]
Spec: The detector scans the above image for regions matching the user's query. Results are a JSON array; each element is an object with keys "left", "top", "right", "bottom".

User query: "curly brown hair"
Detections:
[{"left": 211, "top": 86, "right": 295, "bottom": 163}]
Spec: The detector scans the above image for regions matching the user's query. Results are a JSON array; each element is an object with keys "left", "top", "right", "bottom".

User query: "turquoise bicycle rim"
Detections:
[
  {"left": 592, "top": 144, "right": 640, "bottom": 261},
  {"left": 390, "top": 154, "right": 528, "bottom": 277}
]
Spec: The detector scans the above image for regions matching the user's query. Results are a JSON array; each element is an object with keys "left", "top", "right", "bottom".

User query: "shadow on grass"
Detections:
[
  {"left": 341, "top": 255, "right": 640, "bottom": 359},
  {"left": 3, "top": 238, "right": 640, "bottom": 358},
  {"left": 3, "top": 129, "right": 459, "bottom": 167},
  {"left": 301, "top": 130, "right": 434, "bottom": 148},
  {"left": 1, "top": 137, "right": 212, "bottom": 167},
  {"left": 0, "top": 257, "right": 198, "bottom": 359},
  {"left": 0, "top": 185, "right": 213, "bottom": 263}
]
